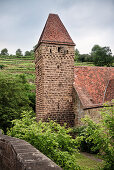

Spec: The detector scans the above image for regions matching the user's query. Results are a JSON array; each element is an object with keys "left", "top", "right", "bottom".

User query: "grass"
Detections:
[
  {"left": 0, "top": 55, "right": 36, "bottom": 93},
  {"left": 75, "top": 61, "right": 94, "bottom": 66},
  {"left": 0, "top": 55, "right": 35, "bottom": 82},
  {"left": 75, "top": 153, "right": 104, "bottom": 169}
]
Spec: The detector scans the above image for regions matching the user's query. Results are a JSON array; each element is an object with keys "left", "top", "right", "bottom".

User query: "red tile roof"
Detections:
[
  {"left": 104, "top": 79, "right": 114, "bottom": 102},
  {"left": 37, "top": 14, "right": 75, "bottom": 47},
  {"left": 74, "top": 66, "right": 114, "bottom": 109}
]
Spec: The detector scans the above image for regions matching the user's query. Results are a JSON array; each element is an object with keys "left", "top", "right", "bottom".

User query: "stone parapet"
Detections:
[{"left": 0, "top": 134, "right": 62, "bottom": 170}]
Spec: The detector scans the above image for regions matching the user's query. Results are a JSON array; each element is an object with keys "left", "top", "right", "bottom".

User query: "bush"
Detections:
[
  {"left": 8, "top": 111, "right": 81, "bottom": 169},
  {"left": 72, "top": 126, "right": 99, "bottom": 154},
  {"left": 76, "top": 103, "right": 114, "bottom": 169},
  {"left": 0, "top": 73, "right": 35, "bottom": 132},
  {"left": 0, "top": 65, "right": 5, "bottom": 69}
]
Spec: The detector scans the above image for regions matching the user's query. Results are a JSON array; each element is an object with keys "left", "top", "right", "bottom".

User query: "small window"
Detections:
[
  {"left": 58, "top": 47, "right": 61, "bottom": 52},
  {"left": 66, "top": 50, "right": 68, "bottom": 54},
  {"left": 58, "top": 103, "right": 59, "bottom": 110},
  {"left": 57, "top": 65, "right": 59, "bottom": 69},
  {"left": 58, "top": 82, "right": 62, "bottom": 87},
  {"left": 50, "top": 49, "right": 52, "bottom": 53}
]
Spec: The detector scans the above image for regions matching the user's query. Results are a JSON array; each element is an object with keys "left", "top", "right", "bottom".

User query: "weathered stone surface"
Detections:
[
  {"left": 0, "top": 134, "right": 62, "bottom": 170},
  {"left": 73, "top": 89, "right": 102, "bottom": 126}
]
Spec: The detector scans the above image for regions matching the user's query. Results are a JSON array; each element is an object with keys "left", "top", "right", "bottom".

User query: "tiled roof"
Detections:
[
  {"left": 104, "top": 79, "right": 114, "bottom": 102},
  {"left": 37, "top": 14, "right": 75, "bottom": 47},
  {"left": 74, "top": 66, "right": 114, "bottom": 109}
]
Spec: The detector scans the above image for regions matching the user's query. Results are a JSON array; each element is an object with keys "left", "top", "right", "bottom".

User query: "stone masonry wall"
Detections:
[
  {"left": 0, "top": 133, "right": 61, "bottom": 170},
  {"left": 35, "top": 43, "right": 75, "bottom": 127},
  {"left": 35, "top": 44, "right": 44, "bottom": 116},
  {"left": 73, "top": 89, "right": 102, "bottom": 126}
]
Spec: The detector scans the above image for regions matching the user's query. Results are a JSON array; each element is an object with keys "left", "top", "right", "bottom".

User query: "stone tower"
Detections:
[{"left": 35, "top": 14, "right": 75, "bottom": 127}]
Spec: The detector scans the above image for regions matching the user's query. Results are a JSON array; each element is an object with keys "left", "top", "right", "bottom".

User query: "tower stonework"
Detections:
[{"left": 35, "top": 14, "right": 75, "bottom": 127}]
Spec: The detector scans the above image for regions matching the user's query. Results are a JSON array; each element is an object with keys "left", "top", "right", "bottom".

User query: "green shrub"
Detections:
[
  {"left": 8, "top": 111, "right": 81, "bottom": 169},
  {"left": 0, "top": 73, "right": 35, "bottom": 132},
  {"left": 76, "top": 103, "right": 114, "bottom": 169},
  {"left": 72, "top": 126, "right": 99, "bottom": 154},
  {"left": 0, "top": 64, "right": 5, "bottom": 69}
]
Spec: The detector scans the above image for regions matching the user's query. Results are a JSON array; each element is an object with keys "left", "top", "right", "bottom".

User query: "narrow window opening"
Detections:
[
  {"left": 58, "top": 82, "right": 62, "bottom": 87},
  {"left": 66, "top": 50, "right": 68, "bottom": 54},
  {"left": 57, "top": 65, "right": 59, "bottom": 69},
  {"left": 50, "top": 49, "right": 52, "bottom": 53},
  {"left": 58, "top": 47, "right": 61, "bottom": 52},
  {"left": 58, "top": 103, "right": 59, "bottom": 110}
]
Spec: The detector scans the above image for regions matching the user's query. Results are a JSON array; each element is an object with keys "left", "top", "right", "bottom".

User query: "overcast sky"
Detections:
[{"left": 0, "top": 0, "right": 114, "bottom": 55}]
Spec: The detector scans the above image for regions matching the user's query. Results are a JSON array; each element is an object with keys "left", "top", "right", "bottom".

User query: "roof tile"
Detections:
[
  {"left": 74, "top": 66, "right": 114, "bottom": 108},
  {"left": 104, "top": 79, "right": 114, "bottom": 102},
  {"left": 37, "top": 14, "right": 75, "bottom": 46}
]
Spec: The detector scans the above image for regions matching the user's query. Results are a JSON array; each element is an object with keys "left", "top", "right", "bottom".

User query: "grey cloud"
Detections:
[{"left": 0, "top": 0, "right": 114, "bottom": 54}]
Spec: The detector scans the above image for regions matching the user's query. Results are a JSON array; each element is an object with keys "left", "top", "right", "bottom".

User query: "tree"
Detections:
[
  {"left": 78, "top": 54, "right": 87, "bottom": 62},
  {"left": 30, "top": 50, "right": 34, "bottom": 57},
  {"left": 1, "top": 48, "right": 9, "bottom": 56},
  {"left": 84, "top": 54, "right": 93, "bottom": 62},
  {"left": 0, "top": 73, "right": 34, "bottom": 132},
  {"left": 91, "top": 44, "right": 101, "bottom": 53},
  {"left": 25, "top": 51, "right": 31, "bottom": 56},
  {"left": 91, "top": 45, "right": 113, "bottom": 66},
  {"left": 75, "top": 49, "right": 93, "bottom": 63},
  {"left": 16, "top": 49, "right": 23, "bottom": 57},
  {"left": 74, "top": 49, "right": 80, "bottom": 61}
]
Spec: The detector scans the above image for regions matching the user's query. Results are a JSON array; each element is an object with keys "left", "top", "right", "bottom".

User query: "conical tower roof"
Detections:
[{"left": 37, "top": 14, "right": 75, "bottom": 47}]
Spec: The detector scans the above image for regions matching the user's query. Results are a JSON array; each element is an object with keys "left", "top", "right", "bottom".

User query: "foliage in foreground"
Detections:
[
  {"left": 76, "top": 103, "right": 114, "bottom": 169},
  {"left": 0, "top": 73, "right": 35, "bottom": 132},
  {"left": 8, "top": 111, "right": 81, "bottom": 170}
]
